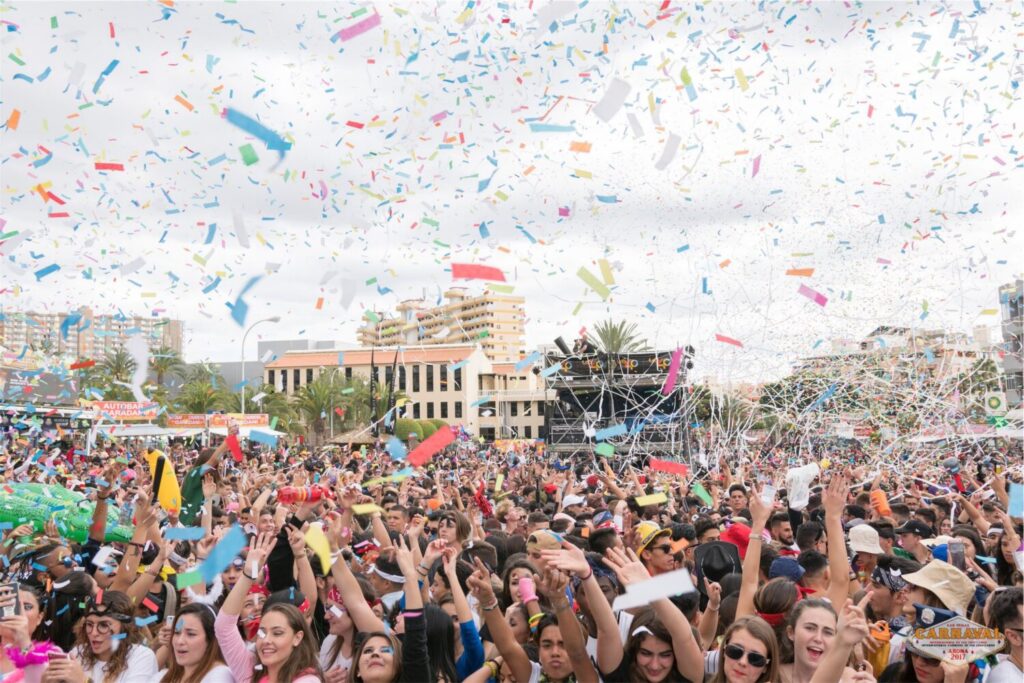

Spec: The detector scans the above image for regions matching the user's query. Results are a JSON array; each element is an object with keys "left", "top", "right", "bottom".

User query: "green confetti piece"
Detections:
[
  {"left": 364, "top": 310, "right": 380, "bottom": 324},
  {"left": 175, "top": 570, "right": 204, "bottom": 589},
  {"left": 269, "top": 416, "right": 278, "bottom": 430},
  {"left": 51, "top": 16, "right": 58, "bottom": 28},
  {"left": 595, "top": 443, "right": 615, "bottom": 457},
  {"left": 239, "top": 144, "right": 259, "bottom": 166},
  {"left": 9, "top": 53, "right": 25, "bottom": 66},
  {"left": 691, "top": 482, "right": 714, "bottom": 507}
]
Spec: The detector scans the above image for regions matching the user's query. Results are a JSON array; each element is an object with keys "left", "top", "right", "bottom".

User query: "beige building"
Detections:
[
  {"left": 0, "top": 307, "right": 184, "bottom": 358},
  {"left": 357, "top": 288, "right": 526, "bottom": 361},
  {"left": 264, "top": 343, "right": 551, "bottom": 440}
]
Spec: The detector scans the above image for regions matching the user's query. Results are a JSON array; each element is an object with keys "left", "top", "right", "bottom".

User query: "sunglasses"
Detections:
[
  {"left": 439, "top": 519, "right": 457, "bottom": 528},
  {"left": 724, "top": 643, "right": 769, "bottom": 668},
  {"left": 650, "top": 544, "right": 673, "bottom": 554}
]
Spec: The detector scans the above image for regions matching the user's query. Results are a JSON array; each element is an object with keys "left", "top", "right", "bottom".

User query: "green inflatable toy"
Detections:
[{"left": 0, "top": 482, "right": 134, "bottom": 543}]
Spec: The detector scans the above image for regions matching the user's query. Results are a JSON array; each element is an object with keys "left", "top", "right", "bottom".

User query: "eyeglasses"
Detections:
[
  {"left": 910, "top": 652, "right": 941, "bottom": 667},
  {"left": 84, "top": 619, "right": 120, "bottom": 635},
  {"left": 651, "top": 544, "right": 673, "bottom": 554},
  {"left": 724, "top": 643, "right": 769, "bottom": 668}
]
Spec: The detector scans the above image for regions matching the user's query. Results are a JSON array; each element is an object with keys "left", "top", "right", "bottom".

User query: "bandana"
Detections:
[
  {"left": 871, "top": 565, "right": 908, "bottom": 593},
  {"left": 757, "top": 611, "right": 786, "bottom": 627}
]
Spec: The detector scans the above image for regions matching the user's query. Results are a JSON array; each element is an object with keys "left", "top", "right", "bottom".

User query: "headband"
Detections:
[
  {"left": 871, "top": 565, "right": 908, "bottom": 593},
  {"left": 757, "top": 611, "right": 786, "bottom": 627}
]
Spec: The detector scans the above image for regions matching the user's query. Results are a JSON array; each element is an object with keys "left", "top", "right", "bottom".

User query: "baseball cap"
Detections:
[
  {"left": 849, "top": 524, "right": 884, "bottom": 555},
  {"left": 720, "top": 522, "right": 753, "bottom": 560},
  {"left": 895, "top": 520, "right": 934, "bottom": 539},
  {"left": 769, "top": 557, "right": 805, "bottom": 583},
  {"left": 902, "top": 560, "right": 975, "bottom": 615},
  {"left": 561, "top": 494, "right": 586, "bottom": 509},
  {"left": 634, "top": 521, "right": 671, "bottom": 555}
]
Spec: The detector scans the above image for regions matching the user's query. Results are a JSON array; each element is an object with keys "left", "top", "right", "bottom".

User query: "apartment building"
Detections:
[
  {"left": 356, "top": 288, "right": 526, "bottom": 361},
  {"left": 999, "top": 280, "right": 1023, "bottom": 412},
  {"left": 264, "top": 343, "right": 551, "bottom": 439},
  {"left": 0, "top": 307, "right": 184, "bottom": 358}
]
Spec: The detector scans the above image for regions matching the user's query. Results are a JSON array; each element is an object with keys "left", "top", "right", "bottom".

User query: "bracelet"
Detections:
[
  {"left": 528, "top": 613, "right": 544, "bottom": 626},
  {"left": 481, "top": 600, "right": 500, "bottom": 612},
  {"left": 243, "top": 571, "right": 260, "bottom": 581},
  {"left": 552, "top": 601, "right": 573, "bottom": 613},
  {"left": 707, "top": 604, "right": 720, "bottom": 612},
  {"left": 484, "top": 661, "right": 499, "bottom": 678},
  {"left": 578, "top": 567, "right": 593, "bottom": 581}
]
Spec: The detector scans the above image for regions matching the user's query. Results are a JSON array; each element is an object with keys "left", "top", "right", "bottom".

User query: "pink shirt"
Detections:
[{"left": 213, "top": 610, "right": 320, "bottom": 683}]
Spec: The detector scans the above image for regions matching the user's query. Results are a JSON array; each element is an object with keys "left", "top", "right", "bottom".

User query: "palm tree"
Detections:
[
  {"left": 150, "top": 346, "right": 185, "bottom": 386},
  {"left": 294, "top": 369, "right": 346, "bottom": 445},
  {"left": 591, "top": 319, "right": 650, "bottom": 354},
  {"left": 174, "top": 380, "right": 226, "bottom": 414},
  {"left": 100, "top": 348, "right": 137, "bottom": 385}
]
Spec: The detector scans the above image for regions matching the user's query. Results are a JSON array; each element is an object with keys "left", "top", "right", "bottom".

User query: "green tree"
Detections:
[
  {"left": 419, "top": 420, "right": 438, "bottom": 438},
  {"left": 174, "top": 380, "right": 225, "bottom": 414},
  {"left": 395, "top": 418, "right": 424, "bottom": 442},
  {"left": 150, "top": 346, "right": 185, "bottom": 386},
  {"left": 100, "top": 348, "right": 137, "bottom": 385},
  {"left": 590, "top": 319, "right": 650, "bottom": 354},
  {"left": 294, "top": 369, "right": 346, "bottom": 445}
]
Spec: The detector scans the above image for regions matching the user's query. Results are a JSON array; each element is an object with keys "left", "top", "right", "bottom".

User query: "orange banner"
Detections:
[
  {"left": 209, "top": 413, "right": 269, "bottom": 428},
  {"left": 166, "top": 414, "right": 208, "bottom": 428}
]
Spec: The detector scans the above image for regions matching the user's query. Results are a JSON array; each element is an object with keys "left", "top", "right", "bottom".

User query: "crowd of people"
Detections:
[{"left": 0, "top": 426, "right": 1021, "bottom": 683}]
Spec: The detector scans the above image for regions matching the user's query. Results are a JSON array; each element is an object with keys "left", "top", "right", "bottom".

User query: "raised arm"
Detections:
[
  {"left": 111, "top": 488, "right": 157, "bottom": 593},
  {"left": 222, "top": 532, "right": 277, "bottom": 616},
  {"left": 285, "top": 524, "right": 317, "bottom": 619},
  {"left": 467, "top": 557, "right": 533, "bottom": 683},
  {"left": 736, "top": 484, "right": 772, "bottom": 619},
  {"left": 698, "top": 577, "right": 723, "bottom": 649},
  {"left": 536, "top": 566, "right": 598, "bottom": 683},
  {"left": 822, "top": 473, "right": 851, "bottom": 609},
  {"left": 543, "top": 542, "right": 620, "bottom": 674},
  {"left": 809, "top": 594, "right": 871, "bottom": 683}
]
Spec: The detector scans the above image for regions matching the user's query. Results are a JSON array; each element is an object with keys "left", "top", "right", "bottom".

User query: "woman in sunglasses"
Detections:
[
  {"left": 64, "top": 590, "right": 159, "bottom": 683},
  {"left": 709, "top": 616, "right": 779, "bottom": 683}
]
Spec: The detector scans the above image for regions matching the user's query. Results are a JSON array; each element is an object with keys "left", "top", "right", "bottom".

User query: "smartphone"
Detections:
[
  {"left": 761, "top": 485, "right": 777, "bottom": 505},
  {"left": 46, "top": 651, "right": 69, "bottom": 661},
  {"left": 948, "top": 540, "right": 966, "bottom": 572},
  {"left": 0, "top": 582, "right": 20, "bottom": 618}
]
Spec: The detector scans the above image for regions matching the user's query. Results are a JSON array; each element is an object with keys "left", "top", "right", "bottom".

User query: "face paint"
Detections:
[{"left": 330, "top": 605, "right": 344, "bottom": 618}]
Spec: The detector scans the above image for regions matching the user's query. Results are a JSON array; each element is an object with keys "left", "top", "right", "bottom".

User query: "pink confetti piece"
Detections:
[
  {"left": 752, "top": 154, "right": 761, "bottom": 177},
  {"left": 335, "top": 11, "right": 381, "bottom": 42},
  {"left": 661, "top": 347, "right": 682, "bottom": 396},
  {"left": 797, "top": 283, "right": 828, "bottom": 307},
  {"left": 715, "top": 333, "right": 743, "bottom": 348}
]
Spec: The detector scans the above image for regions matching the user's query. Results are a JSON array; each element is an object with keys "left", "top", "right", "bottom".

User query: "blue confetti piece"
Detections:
[
  {"left": 515, "top": 351, "right": 542, "bottom": 372},
  {"left": 385, "top": 437, "right": 407, "bottom": 461},
  {"left": 198, "top": 525, "right": 246, "bottom": 583},
  {"left": 594, "top": 423, "right": 627, "bottom": 441}
]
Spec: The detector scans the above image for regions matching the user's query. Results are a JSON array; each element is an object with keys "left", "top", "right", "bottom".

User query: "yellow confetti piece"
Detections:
[
  {"left": 351, "top": 503, "right": 384, "bottom": 516},
  {"left": 578, "top": 266, "right": 611, "bottom": 299},
  {"left": 735, "top": 68, "right": 749, "bottom": 91},
  {"left": 574, "top": 168, "right": 593, "bottom": 178},
  {"left": 598, "top": 258, "right": 614, "bottom": 285},
  {"left": 635, "top": 492, "right": 668, "bottom": 507}
]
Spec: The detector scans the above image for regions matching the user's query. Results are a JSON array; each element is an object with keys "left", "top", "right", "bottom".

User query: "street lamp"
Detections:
[{"left": 240, "top": 316, "right": 281, "bottom": 415}]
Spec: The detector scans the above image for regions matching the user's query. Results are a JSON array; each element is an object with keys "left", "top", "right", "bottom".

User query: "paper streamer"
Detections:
[
  {"left": 407, "top": 425, "right": 455, "bottom": 466},
  {"left": 515, "top": 351, "right": 542, "bottom": 371},
  {"left": 594, "top": 423, "right": 627, "bottom": 441},
  {"left": 654, "top": 132, "right": 682, "bottom": 170},
  {"left": 333, "top": 11, "right": 381, "bottom": 42},
  {"left": 661, "top": 347, "right": 683, "bottom": 396},
  {"left": 593, "top": 77, "right": 631, "bottom": 122}
]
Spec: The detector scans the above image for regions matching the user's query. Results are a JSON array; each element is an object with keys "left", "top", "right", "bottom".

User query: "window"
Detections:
[
  {"left": 426, "top": 365, "right": 434, "bottom": 392},
  {"left": 385, "top": 366, "right": 394, "bottom": 390},
  {"left": 268, "top": 369, "right": 275, "bottom": 386},
  {"left": 413, "top": 366, "right": 421, "bottom": 392},
  {"left": 536, "top": 401, "right": 544, "bottom": 416},
  {"left": 524, "top": 401, "right": 532, "bottom": 416},
  {"left": 306, "top": 369, "right": 313, "bottom": 384},
  {"left": 454, "top": 367, "right": 462, "bottom": 391},
  {"left": 455, "top": 401, "right": 462, "bottom": 418},
  {"left": 427, "top": 402, "right": 435, "bottom": 419},
  {"left": 293, "top": 369, "right": 300, "bottom": 388},
  {"left": 441, "top": 402, "right": 448, "bottom": 418},
  {"left": 413, "top": 403, "right": 421, "bottom": 419},
  {"left": 281, "top": 370, "right": 288, "bottom": 391},
  {"left": 511, "top": 401, "right": 518, "bottom": 417},
  {"left": 345, "top": 367, "right": 352, "bottom": 381},
  {"left": 399, "top": 367, "right": 406, "bottom": 391},
  {"left": 440, "top": 365, "right": 448, "bottom": 391},
  {"left": 524, "top": 426, "right": 532, "bottom": 439}
]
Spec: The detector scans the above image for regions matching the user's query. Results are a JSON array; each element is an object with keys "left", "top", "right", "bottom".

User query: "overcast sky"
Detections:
[{"left": 1, "top": 1, "right": 1020, "bottom": 383}]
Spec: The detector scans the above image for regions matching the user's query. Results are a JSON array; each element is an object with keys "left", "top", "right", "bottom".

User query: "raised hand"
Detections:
[
  {"left": 286, "top": 523, "right": 308, "bottom": 556},
  {"left": 703, "top": 577, "right": 722, "bottom": 610},
  {"left": 248, "top": 532, "right": 278, "bottom": 574},
  {"left": 466, "top": 556, "right": 496, "bottom": 604},
  {"left": 837, "top": 593, "right": 872, "bottom": 646},
  {"left": 202, "top": 473, "right": 217, "bottom": 500},
  {"left": 748, "top": 484, "right": 773, "bottom": 528},
  {"left": 602, "top": 546, "right": 650, "bottom": 587},
  {"left": 534, "top": 567, "right": 569, "bottom": 600},
  {"left": 823, "top": 472, "right": 849, "bottom": 519},
  {"left": 391, "top": 535, "right": 416, "bottom": 577},
  {"left": 540, "top": 540, "right": 590, "bottom": 577}
]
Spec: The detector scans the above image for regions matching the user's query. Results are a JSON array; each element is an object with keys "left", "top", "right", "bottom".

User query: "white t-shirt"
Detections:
[
  {"left": 157, "top": 664, "right": 235, "bottom": 682},
  {"left": 318, "top": 634, "right": 353, "bottom": 673},
  {"left": 72, "top": 644, "right": 159, "bottom": 683},
  {"left": 985, "top": 656, "right": 1023, "bottom": 682}
]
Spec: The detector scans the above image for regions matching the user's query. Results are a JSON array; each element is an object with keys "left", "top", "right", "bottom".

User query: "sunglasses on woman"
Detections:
[{"left": 724, "top": 643, "right": 769, "bottom": 668}]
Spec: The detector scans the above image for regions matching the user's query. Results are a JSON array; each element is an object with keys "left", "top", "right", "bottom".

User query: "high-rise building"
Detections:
[
  {"left": 0, "top": 307, "right": 184, "bottom": 359},
  {"left": 356, "top": 288, "right": 526, "bottom": 361},
  {"left": 999, "top": 280, "right": 1023, "bottom": 412}
]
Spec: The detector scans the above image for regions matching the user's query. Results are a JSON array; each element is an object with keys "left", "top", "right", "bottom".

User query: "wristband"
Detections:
[
  {"left": 578, "top": 567, "right": 593, "bottom": 581},
  {"left": 481, "top": 600, "right": 500, "bottom": 612},
  {"left": 484, "top": 661, "right": 499, "bottom": 678},
  {"left": 243, "top": 572, "right": 259, "bottom": 582}
]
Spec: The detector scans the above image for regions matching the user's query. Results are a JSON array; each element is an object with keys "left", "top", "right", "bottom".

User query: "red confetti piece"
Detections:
[
  {"left": 70, "top": 359, "right": 96, "bottom": 370},
  {"left": 346, "top": 120, "right": 364, "bottom": 129},
  {"left": 451, "top": 263, "right": 506, "bottom": 282},
  {"left": 94, "top": 162, "right": 124, "bottom": 171},
  {"left": 408, "top": 425, "right": 455, "bottom": 467},
  {"left": 715, "top": 333, "right": 744, "bottom": 348},
  {"left": 649, "top": 458, "right": 688, "bottom": 476}
]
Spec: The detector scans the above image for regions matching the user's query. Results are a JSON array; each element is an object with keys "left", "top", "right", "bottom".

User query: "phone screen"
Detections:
[
  {"left": 948, "top": 541, "right": 966, "bottom": 571},
  {"left": 0, "top": 582, "right": 21, "bottom": 618}
]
